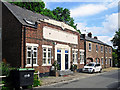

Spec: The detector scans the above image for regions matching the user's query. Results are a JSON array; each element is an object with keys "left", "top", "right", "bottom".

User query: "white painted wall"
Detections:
[
  {"left": 43, "top": 19, "right": 77, "bottom": 32},
  {"left": 43, "top": 26, "right": 78, "bottom": 44}
]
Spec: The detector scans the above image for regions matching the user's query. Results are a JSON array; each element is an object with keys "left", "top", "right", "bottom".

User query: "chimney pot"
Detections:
[
  {"left": 94, "top": 36, "right": 98, "bottom": 39},
  {"left": 81, "top": 34, "right": 85, "bottom": 38},
  {"left": 88, "top": 32, "right": 92, "bottom": 38}
]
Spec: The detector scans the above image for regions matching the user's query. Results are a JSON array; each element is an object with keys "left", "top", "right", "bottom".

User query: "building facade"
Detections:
[
  {"left": 81, "top": 33, "right": 112, "bottom": 68},
  {"left": 2, "top": 2, "right": 85, "bottom": 75},
  {"left": 2, "top": 2, "right": 112, "bottom": 77}
]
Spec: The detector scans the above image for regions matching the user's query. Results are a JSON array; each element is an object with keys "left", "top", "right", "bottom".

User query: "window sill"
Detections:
[
  {"left": 73, "top": 62, "right": 78, "bottom": 64},
  {"left": 88, "top": 50, "right": 91, "bottom": 52},
  {"left": 26, "top": 64, "right": 39, "bottom": 67},
  {"left": 42, "top": 64, "right": 52, "bottom": 66},
  {"left": 80, "top": 62, "right": 84, "bottom": 64}
]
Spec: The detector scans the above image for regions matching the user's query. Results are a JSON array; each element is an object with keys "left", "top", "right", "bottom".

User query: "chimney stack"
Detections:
[
  {"left": 94, "top": 36, "right": 98, "bottom": 39},
  {"left": 81, "top": 34, "right": 85, "bottom": 38},
  {"left": 88, "top": 32, "right": 92, "bottom": 38}
]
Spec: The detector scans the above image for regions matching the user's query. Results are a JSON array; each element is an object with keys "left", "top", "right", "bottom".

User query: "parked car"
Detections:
[{"left": 82, "top": 62, "right": 102, "bottom": 73}]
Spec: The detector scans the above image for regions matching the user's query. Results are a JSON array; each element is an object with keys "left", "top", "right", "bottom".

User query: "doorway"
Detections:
[
  {"left": 65, "top": 50, "right": 69, "bottom": 70},
  {"left": 57, "top": 49, "right": 61, "bottom": 70}
]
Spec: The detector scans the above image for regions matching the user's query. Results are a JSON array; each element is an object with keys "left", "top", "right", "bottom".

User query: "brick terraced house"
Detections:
[
  {"left": 2, "top": 2, "right": 85, "bottom": 76},
  {"left": 80, "top": 33, "right": 112, "bottom": 68},
  {"left": 2, "top": 2, "right": 112, "bottom": 76}
]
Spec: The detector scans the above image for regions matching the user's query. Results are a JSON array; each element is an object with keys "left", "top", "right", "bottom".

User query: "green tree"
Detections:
[
  {"left": 111, "top": 29, "right": 120, "bottom": 47},
  {"left": 112, "top": 49, "right": 118, "bottom": 66},
  {"left": 40, "top": 8, "right": 56, "bottom": 19},
  {"left": 111, "top": 29, "right": 120, "bottom": 67},
  {"left": 10, "top": 1, "right": 45, "bottom": 13},
  {"left": 52, "top": 7, "right": 80, "bottom": 32}
]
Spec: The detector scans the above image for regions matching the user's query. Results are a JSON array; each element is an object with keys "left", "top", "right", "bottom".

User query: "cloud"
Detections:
[
  {"left": 78, "top": 13, "right": 118, "bottom": 35},
  {"left": 43, "top": 0, "right": 117, "bottom": 2},
  {"left": 70, "top": 0, "right": 119, "bottom": 17},
  {"left": 97, "top": 36, "right": 113, "bottom": 46},
  {"left": 77, "top": 13, "right": 118, "bottom": 46},
  {"left": 107, "top": 0, "right": 119, "bottom": 8},
  {"left": 102, "top": 13, "right": 118, "bottom": 34},
  {"left": 70, "top": 4, "right": 107, "bottom": 17}
]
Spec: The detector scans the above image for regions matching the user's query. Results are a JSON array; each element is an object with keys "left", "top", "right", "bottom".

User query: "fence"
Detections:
[{"left": 0, "top": 76, "right": 6, "bottom": 87}]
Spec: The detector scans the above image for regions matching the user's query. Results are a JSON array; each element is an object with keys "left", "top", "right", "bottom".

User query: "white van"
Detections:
[{"left": 82, "top": 62, "right": 102, "bottom": 73}]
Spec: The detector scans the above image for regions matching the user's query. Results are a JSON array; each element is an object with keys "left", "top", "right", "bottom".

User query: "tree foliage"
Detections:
[
  {"left": 10, "top": 1, "right": 80, "bottom": 33},
  {"left": 11, "top": 2, "right": 45, "bottom": 13},
  {"left": 112, "top": 49, "right": 118, "bottom": 66},
  {"left": 111, "top": 29, "right": 120, "bottom": 67},
  {"left": 111, "top": 29, "right": 120, "bottom": 47}
]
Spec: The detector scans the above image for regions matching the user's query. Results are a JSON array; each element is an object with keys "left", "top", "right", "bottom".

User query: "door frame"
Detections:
[{"left": 55, "top": 44, "right": 71, "bottom": 70}]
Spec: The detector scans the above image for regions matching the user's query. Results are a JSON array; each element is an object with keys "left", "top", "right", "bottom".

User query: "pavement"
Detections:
[{"left": 35, "top": 67, "right": 119, "bottom": 88}]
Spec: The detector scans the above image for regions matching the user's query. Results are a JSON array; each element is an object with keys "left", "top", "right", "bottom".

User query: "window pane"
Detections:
[
  {"left": 27, "top": 58, "right": 30, "bottom": 64},
  {"left": 65, "top": 50, "right": 68, "bottom": 53},
  {"left": 28, "top": 51, "right": 31, "bottom": 57},
  {"left": 33, "top": 58, "right": 36, "bottom": 64},
  {"left": 34, "top": 47, "right": 37, "bottom": 50},
  {"left": 48, "top": 52, "right": 51, "bottom": 57},
  {"left": 28, "top": 47, "right": 31, "bottom": 50},
  {"left": 57, "top": 50, "right": 61, "bottom": 52},
  {"left": 48, "top": 48, "right": 51, "bottom": 51},
  {"left": 43, "top": 48, "right": 46, "bottom": 51},
  {"left": 89, "top": 43, "right": 91, "bottom": 50},
  {"left": 43, "top": 59, "right": 46, "bottom": 64},
  {"left": 48, "top": 59, "right": 51, "bottom": 64},
  {"left": 43, "top": 52, "right": 46, "bottom": 57},
  {"left": 34, "top": 52, "right": 37, "bottom": 57}
]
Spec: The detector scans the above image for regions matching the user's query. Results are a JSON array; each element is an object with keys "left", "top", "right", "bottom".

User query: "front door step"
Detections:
[{"left": 58, "top": 70, "right": 73, "bottom": 76}]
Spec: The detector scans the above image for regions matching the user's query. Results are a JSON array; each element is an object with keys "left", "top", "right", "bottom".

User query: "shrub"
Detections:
[
  {"left": 33, "top": 71, "right": 42, "bottom": 87},
  {"left": 0, "top": 62, "right": 15, "bottom": 90},
  {"left": 52, "top": 61, "right": 60, "bottom": 70}
]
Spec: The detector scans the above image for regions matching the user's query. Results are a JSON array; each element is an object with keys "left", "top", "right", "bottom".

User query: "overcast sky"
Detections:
[{"left": 43, "top": 0, "right": 119, "bottom": 46}]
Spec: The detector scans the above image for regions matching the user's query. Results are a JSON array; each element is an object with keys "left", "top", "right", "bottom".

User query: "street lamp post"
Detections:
[{"left": 31, "top": 50, "right": 33, "bottom": 69}]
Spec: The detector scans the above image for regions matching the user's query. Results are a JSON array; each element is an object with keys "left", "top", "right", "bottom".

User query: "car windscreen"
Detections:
[{"left": 86, "top": 63, "right": 95, "bottom": 66}]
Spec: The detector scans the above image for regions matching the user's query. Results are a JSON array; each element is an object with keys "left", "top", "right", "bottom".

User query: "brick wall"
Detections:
[
  {"left": 2, "top": 3, "right": 22, "bottom": 67},
  {"left": 23, "top": 21, "right": 83, "bottom": 73},
  {"left": 86, "top": 40, "right": 112, "bottom": 68}
]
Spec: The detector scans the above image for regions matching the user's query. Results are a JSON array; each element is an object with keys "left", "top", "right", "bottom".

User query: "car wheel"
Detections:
[
  {"left": 99, "top": 69, "right": 102, "bottom": 73},
  {"left": 90, "top": 69, "right": 94, "bottom": 74}
]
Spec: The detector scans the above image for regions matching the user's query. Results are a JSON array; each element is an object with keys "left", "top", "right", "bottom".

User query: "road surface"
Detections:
[{"left": 36, "top": 69, "right": 120, "bottom": 89}]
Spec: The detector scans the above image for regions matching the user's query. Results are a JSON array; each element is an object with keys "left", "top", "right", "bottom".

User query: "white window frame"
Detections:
[
  {"left": 42, "top": 45, "right": 52, "bottom": 66},
  {"left": 72, "top": 49, "right": 78, "bottom": 64},
  {"left": 26, "top": 43, "right": 39, "bottom": 67},
  {"left": 101, "top": 46, "right": 103, "bottom": 53},
  {"left": 109, "top": 48, "right": 111, "bottom": 54},
  {"left": 88, "top": 43, "right": 92, "bottom": 51},
  {"left": 96, "top": 45, "right": 98, "bottom": 52},
  {"left": 105, "top": 47, "right": 107, "bottom": 53},
  {"left": 80, "top": 49, "right": 84, "bottom": 64}
]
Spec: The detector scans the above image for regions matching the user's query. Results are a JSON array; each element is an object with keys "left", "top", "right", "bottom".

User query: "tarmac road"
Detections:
[{"left": 36, "top": 69, "right": 120, "bottom": 89}]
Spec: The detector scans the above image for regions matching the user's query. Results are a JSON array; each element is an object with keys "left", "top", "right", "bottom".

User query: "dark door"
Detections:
[
  {"left": 65, "top": 54, "right": 68, "bottom": 69},
  {"left": 57, "top": 54, "right": 61, "bottom": 70},
  {"left": 110, "top": 59, "right": 112, "bottom": 67}
]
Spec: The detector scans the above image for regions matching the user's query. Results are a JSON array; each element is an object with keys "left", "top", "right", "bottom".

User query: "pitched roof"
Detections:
[
  {"left": 80, "top": 35, "right": 111, "bottom": 47},
  {"left": 3, "top": 2, "right": 77, "bottom": 32},
  {"left": 3, "top": 2, "right": 49, "bottom": 27}
]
